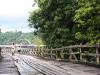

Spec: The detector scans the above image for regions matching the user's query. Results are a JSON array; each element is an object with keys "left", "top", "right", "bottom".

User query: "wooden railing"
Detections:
[{"left": 1, "top": 44, "right": 100, "bottom": 65}]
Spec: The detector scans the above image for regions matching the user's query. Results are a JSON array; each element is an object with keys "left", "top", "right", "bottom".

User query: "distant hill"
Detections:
[{"left": 0, "top": 31, "right": 44, "bottom": 45}]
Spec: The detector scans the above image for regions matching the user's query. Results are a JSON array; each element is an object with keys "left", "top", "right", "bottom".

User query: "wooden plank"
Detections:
[
  {"left": 0, "top": 54, "right": 20, "bottom": 75},
  {"left": 81, "top": 53, "right": 100, "bottom": 56},
  {"left": 17, "top": 55, "right": 100, "bottom": 75}
]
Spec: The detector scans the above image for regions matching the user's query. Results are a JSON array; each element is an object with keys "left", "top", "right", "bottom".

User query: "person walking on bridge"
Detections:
[{"left": 11, "top": 43, "right": 16, "bottom": 56}]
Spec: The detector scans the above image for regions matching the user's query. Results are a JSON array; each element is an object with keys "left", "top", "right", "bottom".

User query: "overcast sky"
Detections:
[{"left": 0, "top": 0, "right": 38, "bottom": 33}]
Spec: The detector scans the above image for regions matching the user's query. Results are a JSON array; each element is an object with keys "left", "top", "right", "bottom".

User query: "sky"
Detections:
[{"left": 0, "top": 0, "right": 38, "bottom": 33}]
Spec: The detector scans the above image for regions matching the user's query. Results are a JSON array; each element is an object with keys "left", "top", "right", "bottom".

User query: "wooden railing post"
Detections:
[
  {"left": 39, "top": 47, "right": 42, "bottom": 57},
  {"left": 61, "top": 49, "right": 64, "bottom": 59},
  {"left": 80, "top": 47, "right": 82, "bottom": 61},
  {"left": 69, "top": 48, "right": 72, "bottom": 61},
  {"left": 50, "top": 48, "right": 53, "bottom": 59},
  {"left": 38, "top": 47, "right": 41, "bottom": 56},
  {"left": 96, "top": 47, "right": 99, "bottom": 64},
  {"left": 42, "top": 47, "right": 45, "bottom": 57},
  {"left": 55, "top": 50, "right": 57, "bottom": 59}
]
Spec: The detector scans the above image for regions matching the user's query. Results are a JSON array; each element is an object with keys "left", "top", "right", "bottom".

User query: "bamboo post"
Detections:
[{"left": 96, "top": 47, "right": 99, "bottom": 64}]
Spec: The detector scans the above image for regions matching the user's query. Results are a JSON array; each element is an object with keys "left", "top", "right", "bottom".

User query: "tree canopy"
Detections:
[
  {"left": 74, "top": 0, "right": 100, "bottom": 44},
  {"left": 28, "top": 0, "right": 100, "bottom": 48}
]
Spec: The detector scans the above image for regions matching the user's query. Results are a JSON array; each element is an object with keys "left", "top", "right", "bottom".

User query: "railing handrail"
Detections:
[{"left": 45, "top": 44, "right": 100, "bottom": 51}]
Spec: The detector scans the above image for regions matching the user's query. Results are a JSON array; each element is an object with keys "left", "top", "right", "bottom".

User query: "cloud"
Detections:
[
  {"left": 0, "top": 0, "right": 38, "bottom": 33},
  {"left": 0, "top": 0, "right": 38, "bottom": 18}
]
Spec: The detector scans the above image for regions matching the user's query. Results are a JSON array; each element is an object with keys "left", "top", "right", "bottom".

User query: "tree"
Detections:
[
  {"left": 74, "top": 0, "right": 100, "bottom": 44},
  {"left": 28, "top": 0, "right": 78, "bottom": 48}
]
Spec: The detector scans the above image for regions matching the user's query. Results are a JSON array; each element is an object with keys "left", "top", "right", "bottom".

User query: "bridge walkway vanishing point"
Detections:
[{"left": 0, "top": 44, "right": 100, "bottom": 75}]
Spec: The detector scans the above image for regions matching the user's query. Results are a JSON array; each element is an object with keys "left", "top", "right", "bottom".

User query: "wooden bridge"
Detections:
[{"left": 0, "top": 44, "right": 100, "bottom": 75}]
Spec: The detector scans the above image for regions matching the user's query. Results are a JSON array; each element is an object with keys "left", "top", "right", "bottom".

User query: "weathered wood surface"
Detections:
[
  {"left": 13, "top": 55, "right": 44, "bottom": 75},
  {"left": 12, "top": 44, "right": 99, "bottom": 65},
  {"left": 1, "top": 44, "right": 100, "bottom": 75},
  {"left": 1, "top": 44, "right": 100, "bottom": 65},
  {"left": 0, "top": 54, "right": 20, "bottom": 75},
  {"left": 14, "top": 54, "right": 100, "bottom": 75}
]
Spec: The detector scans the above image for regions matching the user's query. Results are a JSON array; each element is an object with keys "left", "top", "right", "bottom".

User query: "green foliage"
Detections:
[
  {"left": 28, "top": 0, "right": 100, "bottom": 48},
  {"left": 0, "top": 31, "right": 44, "bottom": 45},
  {"left": 74, "top": 0, "right": 100, "bottom": 44},
  {"left": 0, "top": 31, "right": 22, "bottom": 44},
  {"left": 28, "top": 0, "right": 78, "bottom": 48},
  {"left": 23, "top": 32, "right": 45, "bottom": 45},
  {"left": 32, "top": 36, "right": 45, "bottom": 45}
]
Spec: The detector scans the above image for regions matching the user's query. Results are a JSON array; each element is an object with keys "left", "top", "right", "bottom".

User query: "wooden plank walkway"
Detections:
[
  {"left": 13, "top": 55, "right": 44, "bottom": 75},
  {"left": 14, "top": 54, "right": 100, "bottom": 75},
  {"left": 0, "top": 54, "right": 20, "bottom": 75}
]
